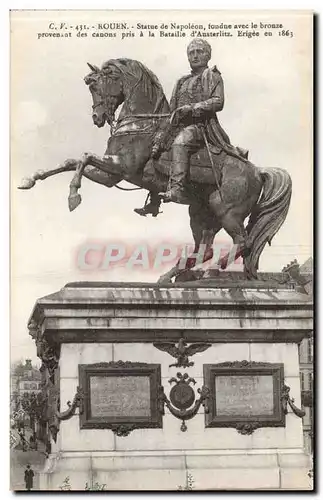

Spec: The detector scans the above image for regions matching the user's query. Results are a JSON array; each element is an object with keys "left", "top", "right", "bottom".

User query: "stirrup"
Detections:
[{"left": 161, "top": 188, "right": 190, "bottom": 205}]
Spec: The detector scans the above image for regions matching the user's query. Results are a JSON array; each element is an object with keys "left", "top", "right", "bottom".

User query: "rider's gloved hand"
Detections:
[
  {"left": 192, "top": 102, "right": 206, "bottom": 119},
  {"left": 173, "top": 105, "right": 193, "bottom": 123}
]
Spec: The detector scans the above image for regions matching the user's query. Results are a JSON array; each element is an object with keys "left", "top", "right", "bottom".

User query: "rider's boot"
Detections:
[
  {"left": 134, "top": 191, "right": 162, "bottom": 217},
  {"left": 163, "top": 145, "right": 191, "bottom": 204}
]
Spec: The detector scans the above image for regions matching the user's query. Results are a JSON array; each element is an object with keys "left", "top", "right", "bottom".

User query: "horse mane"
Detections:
[{"left": 103, "top": 58, "right": 169, "bottom": 113}]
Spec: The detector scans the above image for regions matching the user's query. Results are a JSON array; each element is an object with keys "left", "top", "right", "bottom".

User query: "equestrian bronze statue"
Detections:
[{"left": 18, "top": 38, "right": 292, "bottom": 282}]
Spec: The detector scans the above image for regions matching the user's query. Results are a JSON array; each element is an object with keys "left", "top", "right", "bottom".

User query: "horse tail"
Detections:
[{"left": 244, "top": 167, "right": 292, "bottom": 278}]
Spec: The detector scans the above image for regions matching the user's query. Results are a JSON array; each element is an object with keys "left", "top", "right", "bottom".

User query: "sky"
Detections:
[{"left": 10, "top": 10, "right": 313, "bottom": 363}]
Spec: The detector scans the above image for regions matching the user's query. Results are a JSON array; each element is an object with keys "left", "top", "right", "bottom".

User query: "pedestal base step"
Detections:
[{"left": 39, "top": 450, "right": 313, "bottom": 491}]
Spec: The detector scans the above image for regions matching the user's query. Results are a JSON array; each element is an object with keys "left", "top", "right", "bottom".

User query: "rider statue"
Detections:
[{"left": 135, "top": 37, "right": 247, "bottom": 217}]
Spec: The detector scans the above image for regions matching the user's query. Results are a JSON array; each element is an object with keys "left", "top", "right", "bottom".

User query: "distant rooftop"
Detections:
[{"left": 300, "top": 257, "right": 313, "bottom": 274}]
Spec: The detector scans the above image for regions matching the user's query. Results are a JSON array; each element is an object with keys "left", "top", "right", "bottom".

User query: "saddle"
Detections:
[
  {"left": 151, "top": 120, "right": 249, "bottom": 184},
  {"left": 153, "top": 145, "right": 249, "bottom": 186},
  {"left": 135, "top": 141, "right": 249, "bottom": 218}
]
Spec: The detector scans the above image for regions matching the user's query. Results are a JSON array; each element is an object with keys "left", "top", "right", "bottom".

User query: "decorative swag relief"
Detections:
[{"left": 52, "top": 360, "right": 305, "bottom": 438}]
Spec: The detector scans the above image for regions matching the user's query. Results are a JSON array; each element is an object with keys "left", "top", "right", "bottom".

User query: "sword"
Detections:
[{"left": 200, "top": 126, "right": 223, "bottom": 202}]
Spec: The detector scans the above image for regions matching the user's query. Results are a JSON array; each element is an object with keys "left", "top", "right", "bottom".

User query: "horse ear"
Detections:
[{"left": 87, "top": 62, "right": 100, "bottom": 73}]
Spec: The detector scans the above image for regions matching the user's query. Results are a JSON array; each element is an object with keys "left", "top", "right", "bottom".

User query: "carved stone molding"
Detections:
[
  {"left": 235, "top": 422, "right": 260, "bottom": 435},
  {"left": 214, "top": 360, "right": 276, "bottom": 369},
  {"left": 110, "top": 425, "right": 136, "bottom": 437},
  {"left": 159, "top": 373, "right": 210, "bottom": 432},
  {"left": 28, "top": 319, "right": 60, "bottom": 380},
  {"left": 281, "top": 384, "right": 306, "bottom": 418},
  {"left": 82, "top": 360, "right": 152, "bottom": 369},
  {"left": 203, "top": 420, "right": 261, "bottom": 434},
  {"left": 153, "top": 338, "right": 211, "bottom": 368},
  {"left": 46, "top": 383, "right": 60, "bottom": 443},
  {"left": 26, "top": 321, "right": 61, "bottom": 446}
]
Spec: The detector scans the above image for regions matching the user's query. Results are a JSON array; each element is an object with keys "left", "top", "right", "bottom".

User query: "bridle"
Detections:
[
  {"left": 90, "top": 69, "right": 173, "bottom": 133},
  {"left": 90, "top": 71, "right": 124, "bottom": 122}
]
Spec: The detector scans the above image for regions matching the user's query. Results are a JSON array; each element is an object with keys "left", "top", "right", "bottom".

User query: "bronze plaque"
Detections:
[
  {"left": 90, "top": 375, "right": 151, "bottom": 418},
  {"left": 215, "top": 375, "right": 274, "bottom": 416},
  {"left": 79, "top": 362, "right": 163, "bottom": 431},
  {"left": 203, "top": 362, "right": 285, "bottom": 429}
]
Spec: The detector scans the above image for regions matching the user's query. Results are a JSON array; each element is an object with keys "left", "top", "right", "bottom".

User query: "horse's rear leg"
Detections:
[
  {"left": 181, "top": 202, "right": 220, "bottom": 270},
  {"left": 157, "top": 201, "right": 221, "bottom": 284},
  {"left": 157, "top": 227, "right": 218, "bottom": 284},
  {"left": 209, "top": 191, "right": 250, "bottom": 271},
  {"left": 219, "top": 212, "right": 250, "bottom": 271}
]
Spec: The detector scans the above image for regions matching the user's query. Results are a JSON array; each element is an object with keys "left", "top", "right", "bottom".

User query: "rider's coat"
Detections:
[{"left": 170, "top": 66, "right": 247, "bottom": 160}]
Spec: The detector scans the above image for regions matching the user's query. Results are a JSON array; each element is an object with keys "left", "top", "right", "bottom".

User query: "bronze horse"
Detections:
[{"left": 18, "top": 58, "right": 292, "bottom": 282}]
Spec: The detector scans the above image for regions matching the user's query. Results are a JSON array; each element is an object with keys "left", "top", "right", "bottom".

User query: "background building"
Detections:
[
  {"left": 298, "top": 257, "right": 313, "bottom": 455},
  {"left": 11, "top": 359, "right": 42, "bottom": 402}
]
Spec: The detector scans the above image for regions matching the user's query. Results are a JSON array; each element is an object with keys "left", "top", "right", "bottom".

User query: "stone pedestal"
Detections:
[{"left": 28, "top": 280, "right": 313, "bottom": 491}]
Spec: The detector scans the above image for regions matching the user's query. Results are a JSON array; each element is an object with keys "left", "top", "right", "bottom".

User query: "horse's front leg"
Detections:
[
  {"left": 18, "top": 159, "right": 79, "bottom": 190},
  {"left": 68, "top": 154, "right": 89, "bottom": 212},
  {"left": 68, "top": 152, "right": 123, "bottom": 211}
]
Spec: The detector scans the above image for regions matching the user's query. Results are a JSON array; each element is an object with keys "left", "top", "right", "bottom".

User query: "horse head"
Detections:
[
  {"left": 84, "top": 62, "right": 124, "bottom": 128},
  {"left": 84, "top": 59, "right": 169, "bottom": 128}
]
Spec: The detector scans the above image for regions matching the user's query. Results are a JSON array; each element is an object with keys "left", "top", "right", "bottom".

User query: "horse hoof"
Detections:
[
  {"left": 157, "top": 274, "right": 173, "bottom": 285},
  {"left": 17, "top": 177, "right": 35, "bottom": 189},
  {"left": 35, "top": 169, "right": 45, "bottom": 178},
  {"left": 68, "top": 194, "right": 82, "bottom": 212}
]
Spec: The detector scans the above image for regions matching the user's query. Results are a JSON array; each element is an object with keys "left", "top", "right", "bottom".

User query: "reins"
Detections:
[
  {"left": 115, "top": 184, "right": 143, "bottom": 191},
  {"left": 119, "top": 113, "right": 170, "bottom": 119}
]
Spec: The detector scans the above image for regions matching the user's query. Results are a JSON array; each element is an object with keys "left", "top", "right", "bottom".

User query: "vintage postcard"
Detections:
[{"left": 10, "top": 10, "right": 313, "bottom": 491}]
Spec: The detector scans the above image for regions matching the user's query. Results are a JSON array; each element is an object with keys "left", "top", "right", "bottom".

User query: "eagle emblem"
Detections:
[{"left": 153, "top": 337, "right": 211, "bottom": 368}]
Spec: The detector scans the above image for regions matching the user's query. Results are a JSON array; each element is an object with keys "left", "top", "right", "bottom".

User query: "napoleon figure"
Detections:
[{"left": 136, "top": 38, "right": 247, "bottom": 216}]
